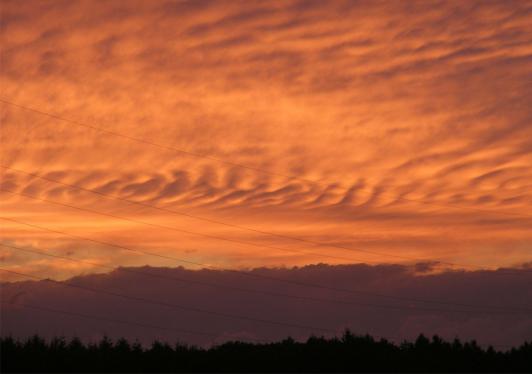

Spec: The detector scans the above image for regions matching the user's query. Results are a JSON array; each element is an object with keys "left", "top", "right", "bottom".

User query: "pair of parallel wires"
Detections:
[{"left": 1, "top": 98, "right": 530, "bottom": 345}]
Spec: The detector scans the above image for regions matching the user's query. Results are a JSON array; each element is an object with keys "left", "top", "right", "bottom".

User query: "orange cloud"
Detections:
[{"left": 1, "top": 0, "right": 531, "bottom": 279}]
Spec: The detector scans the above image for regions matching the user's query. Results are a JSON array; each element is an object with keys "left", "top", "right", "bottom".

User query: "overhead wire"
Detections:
[
  {"left": 0, "top": 98, "right": 529, "bottom": 219},
  {"left": 0, "top": 301, "right": 514, "bottom": 350},
  {"left": 0, "top": 98, "right": 529, "bottom": 349},
  {"left": 3, "top": 164, "right": 519, "bottom": 273},
  {"left": 0, "top": 188, "right": 362, "bottom": 264},
  {"left": 0, "top": 300, "right": 220, "bottom": 339},
  {"left": 2, "top": 184, "right": 531, "bottom": 277},
  {"left": 3, "top": 243, "right": 530, "bottom": 315},
  {"left": 1, "top": 218, "right": 531, "bottom": 314},
  {"left": 0, "top": 268, "right": 334, "bottom": 334}
]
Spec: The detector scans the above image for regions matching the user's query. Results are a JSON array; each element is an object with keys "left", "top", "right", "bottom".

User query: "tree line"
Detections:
[{"left": 1, "top": 331, "right": 531, "bottom": 372}]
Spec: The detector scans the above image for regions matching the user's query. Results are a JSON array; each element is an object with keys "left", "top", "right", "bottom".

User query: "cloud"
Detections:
[
  {"left": 0, "top": 0, "right": 531, "bottom": 277},
  {"left": 2, "top": 263, "right": 532, "bottom": 347}
]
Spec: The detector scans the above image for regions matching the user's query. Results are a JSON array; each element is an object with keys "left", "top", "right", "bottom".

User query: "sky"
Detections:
[{"left": 0, "top": 0, "right": 531, "bottom": 298}]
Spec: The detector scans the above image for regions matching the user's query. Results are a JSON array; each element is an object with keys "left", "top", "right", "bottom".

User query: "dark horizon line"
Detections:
[
  {"left": 2, "top": 331, "right": 531, "bottom": 372},
  {"left": 1, "top": 330, "right": 526, "bottom": 350}
]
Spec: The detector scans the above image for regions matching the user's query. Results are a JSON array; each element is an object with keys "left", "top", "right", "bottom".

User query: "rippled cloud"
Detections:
[{"left": 1, "top": 0, "right": 531, "bottom": 277}]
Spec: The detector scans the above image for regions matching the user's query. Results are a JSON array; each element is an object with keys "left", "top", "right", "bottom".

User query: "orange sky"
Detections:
[{"left": 1, "top": 0, "right": 532, "bottom": 281}]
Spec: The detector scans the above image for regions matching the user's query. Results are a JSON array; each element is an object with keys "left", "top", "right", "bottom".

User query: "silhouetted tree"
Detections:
[{"left": 1, "top": 333, "right": 531, "bottom": 372}]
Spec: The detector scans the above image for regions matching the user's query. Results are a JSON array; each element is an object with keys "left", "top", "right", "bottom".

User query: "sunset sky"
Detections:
[{"left": 1, "top": 0, "right": 532, "bottom": 283}]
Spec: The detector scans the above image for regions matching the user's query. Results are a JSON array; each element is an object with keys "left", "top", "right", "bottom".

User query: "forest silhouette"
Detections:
[{"left": 2, "top": 331, "right": 531, "bottom": 372}]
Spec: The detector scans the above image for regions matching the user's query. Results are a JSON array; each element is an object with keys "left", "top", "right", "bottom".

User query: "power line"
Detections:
[
  {"left": 1, "top": 101, "right": 530, "bottom": 292},
  {"left": 1, "top": 218, "right": 531, "bottom": 314},
  {"left": 0, "top": 216, "right": 212, "bottom": 267},
  {"left": 3, "top": 243, "right": 529, "bottom": 315},
  {"left": 0, "top": 188, "right": 361, "bottom": 264},
  {"left": 0, "top": 243, "right": 461, "bottom": 315},
  {"left": 0, "top": 98, "right": 530, "bottom": 219},
  {"left": 1, "top": 301, "right": 512, "bottom": 350},
  {"left": 0, "top": 243, "right": 438, "bottom": 314},
  {"left": 0, "top": 164, "right": 482, "bottom": 269},
  {"left": 0, "top": 268, "right": 334, "bottom": 334},
  {"left": 2, "top": 182, "right": 531, "bottom": 276},
  {"left": 0, "top": 300, "right": 217, "bottom": 339}
]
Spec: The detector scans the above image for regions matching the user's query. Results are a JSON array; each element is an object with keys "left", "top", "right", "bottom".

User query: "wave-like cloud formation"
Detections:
[
  {"left": 1, "top": 0, "right": 531, "bottom": 278},
  {"left": 2, "top": 263, "right": 532, "bottom": 347}
]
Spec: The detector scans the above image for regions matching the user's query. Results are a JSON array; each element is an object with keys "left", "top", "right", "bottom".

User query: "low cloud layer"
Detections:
[{"left": 2, "top": 263, "right": 532, "bottom": 347}]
